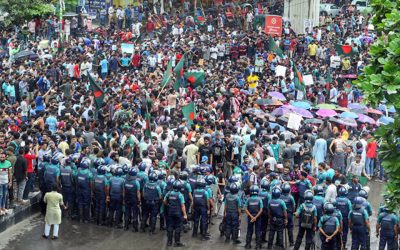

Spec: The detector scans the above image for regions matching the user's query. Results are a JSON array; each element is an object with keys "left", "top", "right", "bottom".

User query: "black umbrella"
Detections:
[
  {"left": 254, "top": 98, "right": 273, "bottom": 106},
  {"left": 14, "top": 50, "right": 37, "bottom": 61}
]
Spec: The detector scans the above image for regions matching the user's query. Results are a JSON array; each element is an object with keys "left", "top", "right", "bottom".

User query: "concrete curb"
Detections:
[{"left": 0, "top": 192, "right": 41, "bottom": 233}]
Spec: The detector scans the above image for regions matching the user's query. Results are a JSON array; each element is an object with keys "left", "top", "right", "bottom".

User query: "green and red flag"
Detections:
[
  {"left": 88, "top": 73, "right": 105, "bottom": 109},
  {"left": 182, "top": 102, "right": 196, "bottom": 125},
  {"left": 184, "top": 71, "right": 205, "bottom": 88},
  {"left": 268, "top": 36, "right": 284, "bottom": 58},
  {"left": 161, "top": 60, "right": 173, "bottom": 88},
  {"left": 291, "top": 60, "right": 305, "bottom": 91},
  {"left": 195, "top": 6, "right": 206, "bottom": 23},
  {"left": 144, "top": 112, "right": 152, "bottom": 138},
  {"left": 173, "top": 55, "right": 185, "bottom": 91},
  {"left": 334, "top": 44, "right": 355, "bottom": 57}
]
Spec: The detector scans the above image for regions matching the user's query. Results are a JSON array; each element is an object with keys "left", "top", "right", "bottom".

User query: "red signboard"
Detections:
[{"left": 265, "top": 15, "right": 283, "bottom": 36}]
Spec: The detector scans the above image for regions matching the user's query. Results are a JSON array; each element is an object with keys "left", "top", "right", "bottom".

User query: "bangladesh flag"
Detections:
[
  {"left": 195, "top": 7, "right": 206, "bottom": 23},
  {"left": 57, "top": 35, "right": 63, "bottom": 53},
  {"left": 184, "top": 71, "right": 205, "bottom": 88},
  {"left": 268, "top": 37, "right": 284, "bottom": 58},
  {"left": 88, "top": 73, "right": 104, "bottom": 110},
  {"left": 161, "top": 60, "right": 173, "bottom": 88},
  {"left": 174, "top": 55, "right": 185, "bottom": 77},
  {"left": 144, "top": 112, "right": 152, "bottom": 138},
  {"left": 334, "top": 44, "right": 355, "bottom": 57},
  {"left": 291, "top": 60, "right": 305, "bottom": 91},
  {"left": 182, "top": 102, "right": 196, "bottom": 125}
]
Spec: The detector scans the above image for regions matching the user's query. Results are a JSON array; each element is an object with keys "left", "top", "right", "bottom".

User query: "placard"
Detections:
[
  {"left": 330, "top": 56, "right": 341, "bottom": 68},
  {"left": 287, "top": 113, "right": 302, "bottom": 130},
  {"left": 275, "top": 65, "right": 287, "bottom": 77},
  {"left": 303, "top": 74, "right": 314, "bottom": 86},
  {"left": 121, "top": 43, "right": 134, "bottom": 54},
  {"left": 265, "top": 15, "right": 283, "bottom": 35}
]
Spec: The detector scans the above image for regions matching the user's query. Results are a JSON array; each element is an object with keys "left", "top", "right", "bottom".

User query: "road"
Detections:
[{"left": 0, "top": 181, "right": 384, "bottom": 250}]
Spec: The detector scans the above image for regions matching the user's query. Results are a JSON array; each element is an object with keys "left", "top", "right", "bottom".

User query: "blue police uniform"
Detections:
[
  {"left": 224, "top": 192, "right": 241, "bottom": 243},
  {"left": 164, "top": 190, "right": 185, "bottom": 245},
  {"left": 258, "top": 189, "right": 270, "bottom": 242},
  {"left": 75, "top": 168, "right": 92, "bottom": 222},
  {"left": 124, "top": 177, "right": 140, "bottom": 231},
  {"left": 44, "top": 163, "right": 60, "bottom": 192},
  {"left": 318, "top": 214, "right": 340, "bottom": 249},
  {"left": 312, "top": 195, "right": 325, "bottom": 219},
  {"left": 193, "top": 188, "right": 211, "bottom": 239},
  {"left": 245, "top": 195, "right": 263, "bottom": 248},
  {"left": 294, "top": 202, "right": 318, "bottom": 250},
  {"left": 336, "top": 196, "right": 352, "bottom": 247},
  {"left": 267, "top": 197, "right": 287, "bottom": 249},
  {"left": 348, "top": 182, "right": 362, "bottom": 203},
  {"left": 296, "top": 179, "right": 312, "bottom": 204},
  {"left": 377, "top": 211, "right": 398, "bottom": 250},
  {"left": 158, "top": 179, "right": 167, "bottom": 230},
  {"left": 349, "top": 207, "right": 369, "bottom": 250},
  {"left": 281, "top": 193, "right": 296, "bottom": 245},
  {"left": 108, "top": 175, "right": 125, "bottom": 227},
  {"left": 93, "top": 174, "right": 108, "bottom": 225},
  {"left": 142, "top": 182, "right": 162, "bottom": 233},
  {"left": 60, "top": 165, "right": 74, "bottom": 218}
]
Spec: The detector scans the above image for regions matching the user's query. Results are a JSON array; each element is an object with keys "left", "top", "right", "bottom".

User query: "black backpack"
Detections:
[{"left": 301, "top": 205, "right": 314, "bottom": 229}]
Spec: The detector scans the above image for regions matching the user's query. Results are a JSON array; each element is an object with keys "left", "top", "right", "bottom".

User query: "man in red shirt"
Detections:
[
  {"left": 23, "top": 145, "right": 38, "bottom": 200},
  {"left": 365, "top": 136, "right": 377, "bottom": 178},
  {"left": 146, "top": 19, "right": 155, "bottom": 38}
]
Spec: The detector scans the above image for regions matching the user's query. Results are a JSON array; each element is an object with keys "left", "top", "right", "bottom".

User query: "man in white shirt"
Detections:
[
  {"left": 324, "top": 177, "right": 337, "bottom": 202},
  {"left": 116, "top": 8, "right": 124, "bottom": 30}
]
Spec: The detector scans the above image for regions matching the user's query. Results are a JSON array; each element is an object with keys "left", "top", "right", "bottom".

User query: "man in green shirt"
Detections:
[{"left": 0, "top": 151, "right": 12, "bottom": 214}]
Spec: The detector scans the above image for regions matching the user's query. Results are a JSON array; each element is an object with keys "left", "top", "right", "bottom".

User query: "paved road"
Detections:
[{"left": 0, "top": 181, "right": 384, "bottom": 250}]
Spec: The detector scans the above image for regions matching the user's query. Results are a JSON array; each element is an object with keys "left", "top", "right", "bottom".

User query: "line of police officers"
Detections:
[{"left": 38, "top": 153, "right": 399, "bottom": 249}]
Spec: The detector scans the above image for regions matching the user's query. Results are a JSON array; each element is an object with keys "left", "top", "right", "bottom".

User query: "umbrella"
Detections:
[
  {"left": 291, "top": 107, "right": 314, "bottom": 118},
  {"left": 245, "top": 108, "right": 266, "bottom": 115},
  {"left": 269, "top": 122, "right": 286, "bottom": 132},
  {"left": 277, "top": 116, "right": 289, "bottom": 123},
  {"left": 348, "top": 103, "right": 366, "bottom": 110},
  {"left": 14, "top": 50, "right": 37, "bottom": 60},
  {"left": 316, "top": 109, "right": 337, "bottom": 117},
  {"left": 254, "top": 98, "right": 273, "bottom": 105},
  {"left": 270, "top": 99, "right": 284, "bottom": 106},
  {"left": 335, "top": 107, "right": 350, "bottom": 112},
  {"left": 357, "top": 114, "right": 376, "bottom": 124},
  {"left": 268, "top": 91, "right": 286, "bottom": 101},
  {"left": 350, "top": 108, "right": 367, "bottom": 114},
  {"left": 339, "top": 111, "right": 358, "bottom": 119},
  {"left": 271, "top": 107, "right": 290, "bottom": 117},
  {"left": 304, "top": 118, "right": 323, "bottom": 124},
  {"left": 291, "top": 101, "right": 311, "bottom": 110},
  {"left": 330, "top": 117, "right": 358, "bottom": 127},
  {"left": 367, "top": 108, "right": 383, "bottom": 115},
  {"left": 379, "top": 116, "right": 394, "bottom": 125},
  {"left": 315, "top": 103, "right": 337, "bottom": 110}
]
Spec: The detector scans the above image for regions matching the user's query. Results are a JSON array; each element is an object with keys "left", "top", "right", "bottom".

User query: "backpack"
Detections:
[
  {"left": 173, "top": 138, "right": 185, "bottom": 152},
  {"left": 301, "top": 205, "right": 314, "bottom": 229}
]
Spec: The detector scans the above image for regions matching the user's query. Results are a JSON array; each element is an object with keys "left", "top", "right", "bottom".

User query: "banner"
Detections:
[
  {"left": 265, "top": 15, "right": 282, "bottom": 35},
  {"left": 303, "top": 74, "right": 314, "bottom": 86},
  {"left": 121, "top": 43, "right": 134, "bottom": 54},
  {"left": 287, "top": 113, "right": 302, "bottom": 130}
]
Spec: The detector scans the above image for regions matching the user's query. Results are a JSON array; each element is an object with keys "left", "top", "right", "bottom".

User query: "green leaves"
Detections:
[
  {"left": 356, "top": 0, "right": 400, "bottom": 210},
  {"left": 0, "top": 0, "right": 55, "bottom": 26}
]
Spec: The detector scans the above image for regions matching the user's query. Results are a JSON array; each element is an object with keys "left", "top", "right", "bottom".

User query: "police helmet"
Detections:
[
  {"left": 138, "top": 162, "right": 147, "bottom": 172},
  {"left": 324, "top": 203, "right": 335, "bottom": 215},
  {"left": 148, "top": 171, "right": 158, "bottom": 182},
  {"left": 205, "top": 175, "right": 215, "bottom": 185},
  {"left": 64, "top": 157, "right": 72, "bottom": 165},
  {"left": 229, "top": 183, "right": 239, "bottom": 194},
  {"left": 93, "top": 158, "right": 105, "bottom": 168},
  {"left": 43, "top": 153, "right": 51, "bottom": 163},
  {"left": 353, "top": 196, "right": 364, "bottom": 209},
  {"left": 128, "top": 168, "right": 138, "bottom": 177},
  {"left": 338, "top": 186, "right": 348, "bottom": 197},
  {"left": 179, "top": 171, "right": 189, "bottom": 181},
  {"left": 250, "top": 185, "right": 260, "bottom": 195},
  {"left": 157, "top": 170, "right": 164, "bottom": 180},
  {"left": 196, "top": 177, "right": 206, "bottom": 188},
  {"left": 358, "top": 189, "right": 368, "bottom": 199},
  {"left": 228, "top": 175, "right": 239, "bottom": 183},
  {"left": 281, "top": 182, "right": 291, "bottom": 194},
  {"left": 51, "top": 154, "right": 60, "bottom": 165},
  {"left": 167, "top": 175, "right": 176, "bottom": 185},
  {"left": 122, "top": 164, "right": 129, "bottom": 174},
  {"left": 97, "top": 166, "right": 106, "bottom": 175},
  {"left": 80, "top": 160, "right": 90, "bottom": 169},
  {"left": 173, "top": 180, "right": 184, "bottom": 191},
  {"left": 304, "top": 190, "right": 314, "bottom": 202},
  {"left": 314, "top": 185, "right": 324, "bottom": 196},
  {"left": 260, "top": 179, "right": 270, "bottom": 191},
  {"left": 115, "top": 167, "right": 124, "bottom": 176},
  {"left": 271, "top": 187, "right": 282, "bottom": 199}
]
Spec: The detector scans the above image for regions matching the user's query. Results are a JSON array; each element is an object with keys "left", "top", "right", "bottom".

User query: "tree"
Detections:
[
  {"left": 355, "top": 0, "right": 400, "bottom": 210},
  {"left": 0, "top": 0, "right": 54, "bottom": 26}
]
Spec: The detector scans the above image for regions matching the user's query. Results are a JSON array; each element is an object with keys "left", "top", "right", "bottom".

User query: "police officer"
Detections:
[
  {"left": 164, "top": 180, "right": 188, "bottom": 247},
  {"left": 75, "top": 160, "right": 93, "bottom": 223},
  {"left": 358, "top": 188, "right": 372, "bottom": 250},
  {"left": 293, "top": 190, "right": 318, "bottom": 250},
  {"left": 376, "top": 205, "right": 398, "bottom": 250},
  {"left": 336, "top": 186, "right": 352, "bottom": 248},
  {"left": 157, "top": 170, "right": 167, "bottom": 231},
  {"left": 349, "top": 196, "right": 370, "bottom": 250},
  {"left": 318, "top": 203, "right": 340, "bottom": 249},
  {"left": 192, "top": 177, "right": 211, "bottom": 241},
  {"left": 245, "top": 185, "right": 263, "bottom": 249},
  {"left": 141, "top": 171, "right": 162, "bottom": 233},
  {"left": 108, "top": 167, "right": 125, "bottom": 228},
  {"left": 161, "top": 175, "right": 175, "bottom": 231},
  {"left": 267, "top": 187, "right": 288, "bottom": 249},
  {"left": 259, "top": 179, "right": 271, "bottom": 244},
  {"left": 93, "top": 165, "right": 109, "bottom": 226},
  {"left": 124, "top": 168, "right": 140, "bottom": 231},
  {"left": 331, "top": 198, "right": 344, "bottom": 250},
  {"left": 224, "top": 182, "right": 241, "bottom": 244},
  {"left": 205, "top": 174, "right": 216, "bottom": 230},
  {"left": 179, "top": 171, "right": 193, "bottom": 233},
  {"left": 295, "top": 171, "right": 313, "bottom": 204},
  {"left": 281, "top": 182, "right": 296, "bottom": 247},
  {"left": 60, "top": 158, "right": 75, "bottom": 218},
  {"left": 137, "top": 163, "right": 149, "bottom": 221},
  {"left": 44, "top": 154, "right": 61, "bottom": 193},
  {"left": 348, "top": 175, "right": 362, "bottom": 203},
  {"left": 312, "top": 184, "right": 326, "bottom": 218}
]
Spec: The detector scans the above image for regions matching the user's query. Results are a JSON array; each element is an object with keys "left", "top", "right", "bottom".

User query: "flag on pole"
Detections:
[
  {"left": 291, "top": 61, "right": 305, "bottom": 91},
  {"left": 334, "top": 44, "right": 356, "bottom": 57},
  {"left": 184, "top": 71, "right": 205, "bottom": 88},
  {"left": 161, "top": 60, "right": 173, "bottom": 88},
  {"left": 268, "top": 37, "right": 284, "bottom": 58},
  {"left": 182, "top": 102, "right": 196, "bottom": 125},
  {"left": 173, "top": 55, "right": 185, "bottom": 90},
  {"left": 88, "top": 73, "right": 104, "bottom": 110},
  {"left": 144, "top": 112, "right": 152, "bottom": 138}
]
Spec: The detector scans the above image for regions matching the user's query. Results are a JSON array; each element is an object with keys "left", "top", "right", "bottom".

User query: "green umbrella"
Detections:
[{"left": 315, "top": 103, "right": 337, "bottom": 110}]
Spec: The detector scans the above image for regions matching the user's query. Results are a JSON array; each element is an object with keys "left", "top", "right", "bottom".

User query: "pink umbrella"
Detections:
[
  {"left": 268, "top": 91, "right": 286, "bottom": 101},
  {"left": 357, "top": 113, "right": 376, "bottom": 124},
  {"left": 316, "top": 109, "right": 337, "bottom": 117}
]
